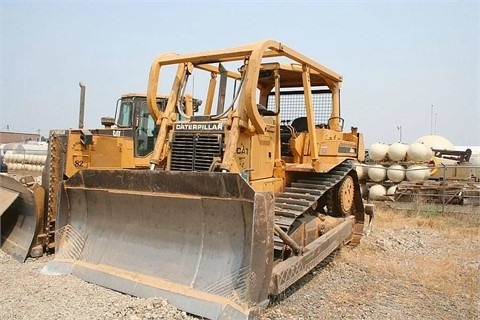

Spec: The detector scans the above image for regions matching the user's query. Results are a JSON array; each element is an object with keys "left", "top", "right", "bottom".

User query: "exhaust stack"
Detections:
[{"left": 78, "top": 82, "right": 86, "bottom": 129}]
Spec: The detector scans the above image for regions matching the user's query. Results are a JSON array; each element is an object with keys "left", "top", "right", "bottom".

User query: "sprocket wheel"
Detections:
[{"left": 337, "top": 175, "right": 355, "bottom": 216}]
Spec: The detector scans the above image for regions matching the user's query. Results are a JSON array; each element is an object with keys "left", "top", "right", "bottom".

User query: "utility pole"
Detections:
[
  {"left": 430, "top": 104, "right": 434, "bottom": 135},
  {"left": 397, "top": 125, "right": 402, "bottom": 142}
]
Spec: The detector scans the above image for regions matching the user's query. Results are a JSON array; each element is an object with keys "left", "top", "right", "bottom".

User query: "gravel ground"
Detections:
[{"left": 1, "top": 207, "right": 479, "bottom": 320}]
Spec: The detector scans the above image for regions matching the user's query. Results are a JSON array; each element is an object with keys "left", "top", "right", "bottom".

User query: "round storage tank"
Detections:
[
  {"left": 354, "top": 163, "right": 368, "bottom": 181},
  {"left": 407, "top": 142, "right": 430, "bottom": 162},
  {"left": 369, "top": 143, "right": 389, "bottom": 161},
  {"left": 415, "top": 135, "right": 454, "bottom": 150},
  {"left": 387, "top": 142, "right": 408, "bottom": 161},
  {"left": 3, "top": 152, "right": 11, "bottom": 162},
  {"left": 387, "top": 185, "right": 397, "bottom": 196},
  {"left": 368, "top": 165, "right": 387, "bottom": 182},
  {"left": 387, "top": 164, "right": 405, "bottom": 183},
  {"left": 368, "top": 184, "right": 387, "bottom": 200},
  {"left": 406, "top": 165, "right": 430, "bottom": 181}
]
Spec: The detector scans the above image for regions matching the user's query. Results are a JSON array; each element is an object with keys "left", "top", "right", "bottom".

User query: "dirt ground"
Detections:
[{"left": 1, "top": 205, "right": 479, "bottom": 320}]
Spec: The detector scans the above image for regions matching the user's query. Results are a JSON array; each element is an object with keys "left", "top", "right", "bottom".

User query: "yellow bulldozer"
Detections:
[
  {"left": 44, "top": 40, "right": 373, "bottom": 319},
  {"left": 0, "top": 90, "right": 170, "bottom": 262}
]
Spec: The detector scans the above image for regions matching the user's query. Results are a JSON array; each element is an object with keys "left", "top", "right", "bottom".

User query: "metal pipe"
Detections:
[
  {"left": 274, "top": 224, "right": 303, "bottom": 255},
  {"left": 78, "top": 82, "right": 86, "bottom": 129}
]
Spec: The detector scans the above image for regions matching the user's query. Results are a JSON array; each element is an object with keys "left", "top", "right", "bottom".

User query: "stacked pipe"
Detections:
[
  {"left": 356, "top": 142, "right": 434, "bottom": 201},
  {"left": 3, "top": 152, "right": 47, "bottom": 172}
]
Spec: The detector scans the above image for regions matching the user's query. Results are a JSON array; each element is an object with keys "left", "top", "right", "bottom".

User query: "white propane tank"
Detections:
[
  {"left": 425, "top": 147, "right": 434, "bottom": 160},
  {"left": 368, "top": 184, "right": 387, "bottom": 200},
  {"left": 406, "top": 165, "right": 430, "bottom": 181},
  {"left": 2, "top": 142, "right": 47, "bottom": 164},
  {"left": 387, "top": 164, "right": 405, "bottom": 183},
  {"left": 415, "top": 135, "right": 454, "bottom": 150},
  {"left": 368, "top": 164, "right": 387, "bottom": 182},
  {"left": 387, "top": 185, "right": 397, "bottom": 196},
  {"left": 354, "top": 163, "right": 368, "bottom": 181},
  {"left": 369, "top": 142, "right": 389, "bottom": 161},
  {"left": 387, "top": 142, "right": 408, "bottom": 161},
  {"left": 436, "top": 157, "right": 457, "bottom": 166},
  {"left": 423, "top": 165, "right": 432, "bottom": 179},
  {"left": 407, "top": 142, "right": 430, "bottom": 162}
]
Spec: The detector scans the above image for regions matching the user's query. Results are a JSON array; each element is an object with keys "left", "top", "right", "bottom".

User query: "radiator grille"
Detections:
[{"left": 170, "top": 133, "right": 223, "bottom": 171}]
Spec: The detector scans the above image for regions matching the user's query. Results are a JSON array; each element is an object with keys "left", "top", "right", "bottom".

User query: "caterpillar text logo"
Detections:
[{"left": 174, "top": 122, "right": 225, "bottom": 132}]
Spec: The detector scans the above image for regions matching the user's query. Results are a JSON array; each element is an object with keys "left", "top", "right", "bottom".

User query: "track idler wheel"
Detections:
[{"left": 330, "top": 174, "right": 355, "bottom": 217}]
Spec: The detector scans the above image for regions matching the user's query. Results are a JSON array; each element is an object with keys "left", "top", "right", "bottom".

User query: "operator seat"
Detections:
[
  {"left": 257, "top": 104, "right": 276, "bottom": 116},
  {"left": 291, "top": 117, "right": 308, "bottom": 132}
]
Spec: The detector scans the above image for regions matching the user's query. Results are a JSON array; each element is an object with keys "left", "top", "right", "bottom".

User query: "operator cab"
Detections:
[{"left": 115, "top": 94, "right": 167, "bottom": 157}]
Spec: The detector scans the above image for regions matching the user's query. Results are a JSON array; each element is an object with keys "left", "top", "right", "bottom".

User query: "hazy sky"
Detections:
[{"left": 1, "top": 0, "right": 478, "bottom": 147}]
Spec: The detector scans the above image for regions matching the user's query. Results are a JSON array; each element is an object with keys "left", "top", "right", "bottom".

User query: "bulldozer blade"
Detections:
[
  {"left": 0, "top": 174, "right": 43, "bottom": 262},
  {"left": 44, "top": 169, "right": 274, "bottom": 320},
  {"left": 0, "top": 182, "right": 19, "bottom": 216}
]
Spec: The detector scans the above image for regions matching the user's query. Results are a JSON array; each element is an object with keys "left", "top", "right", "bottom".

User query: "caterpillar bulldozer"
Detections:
[
  {"left": 0, "top": 90, "right": 172, "bottom": 262},
  {"left": 45, "top": 40, "right": 373, "bottom": 319}
]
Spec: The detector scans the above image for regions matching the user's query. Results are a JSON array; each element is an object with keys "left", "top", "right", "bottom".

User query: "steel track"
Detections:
[{"left": 273, "top": 161, "right": 354, "bottom": 251}]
